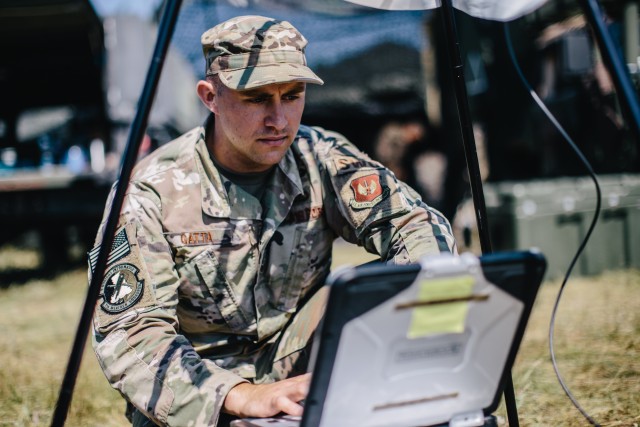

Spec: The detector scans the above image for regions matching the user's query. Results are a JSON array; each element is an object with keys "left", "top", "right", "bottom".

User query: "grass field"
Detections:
[{"left": 0, "top": 243, "right": 638, "bottom": 426}]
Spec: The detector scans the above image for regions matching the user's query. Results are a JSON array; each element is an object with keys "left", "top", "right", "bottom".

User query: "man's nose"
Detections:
[{"left": 265, "top": 100, "right": 287, "bottom": 130}]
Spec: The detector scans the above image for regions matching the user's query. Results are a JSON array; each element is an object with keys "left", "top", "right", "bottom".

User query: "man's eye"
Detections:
[
  {"left": 248, "top": 97, "right": 267, "bottom": 104},
  {"left": 284, "top": 94, "right": 300, "bottom": 101}
]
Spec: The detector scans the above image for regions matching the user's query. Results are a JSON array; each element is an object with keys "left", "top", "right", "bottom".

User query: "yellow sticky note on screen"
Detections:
[{"left": 407, "top": 275, "right": 475, "bottom": 339}]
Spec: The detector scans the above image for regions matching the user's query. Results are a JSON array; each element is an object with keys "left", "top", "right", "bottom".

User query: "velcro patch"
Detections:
[
  {"left": 94, "top": 221, "right": 157, "bottom": 328},
  {"left": 333, "top": 157, "right": 382, "bottom": 174},
  {"left": 88, "top": 226, "right": 130, "bottom": 274},
  {"left": 334, "top": 168, "right": 411, "bottom": 233},
  {"left": 349, "top": 174, "right": 389, "bottom": 210},
  {"left": 100, "top": 263, "right": 144, "bottom": 314},
  {"left": 164, "top": 228, "right": 240, "bottom": 247}
]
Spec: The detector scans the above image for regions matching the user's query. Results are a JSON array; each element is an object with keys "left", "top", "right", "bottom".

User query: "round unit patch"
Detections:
[{"left": 100, "top": 263, "right": 144, "bottom": 314}]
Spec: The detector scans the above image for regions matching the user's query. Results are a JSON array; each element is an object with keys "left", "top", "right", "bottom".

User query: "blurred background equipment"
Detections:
[
  {"left": 2, "top": 0, "right": 640, "bottom": 278},
  {"left": 485, "top": 174, "right": 640, "bottom": 279},
  {"left": 0, "top": 0, "right": 203, "bottom": 272}
]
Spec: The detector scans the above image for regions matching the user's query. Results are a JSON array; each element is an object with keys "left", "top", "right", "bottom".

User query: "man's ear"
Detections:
[{"left": 196, "top": 80, "right": 217, "bottom": 113}]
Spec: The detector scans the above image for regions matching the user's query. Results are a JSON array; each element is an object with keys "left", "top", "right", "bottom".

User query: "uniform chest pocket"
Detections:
[
  {"left": 192, "top": 248, "right": 253, "bottom": 331},
  {"left": 272, "top": 225, "right": 332, "bottom": 313}
]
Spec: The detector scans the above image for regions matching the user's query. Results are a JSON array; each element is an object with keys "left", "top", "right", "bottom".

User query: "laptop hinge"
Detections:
[{"left": 449, "top": 409, "right": 485, "bottom": 427}]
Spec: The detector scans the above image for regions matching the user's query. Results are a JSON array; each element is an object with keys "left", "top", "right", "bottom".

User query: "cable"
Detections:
[{"left": 503, "top": 22, "right": 602, "bottom": 427}]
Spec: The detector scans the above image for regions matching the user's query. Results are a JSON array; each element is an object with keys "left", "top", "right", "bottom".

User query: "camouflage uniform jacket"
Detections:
[{"left": 91, "top": 123, "right": 456, "bottom": 426}]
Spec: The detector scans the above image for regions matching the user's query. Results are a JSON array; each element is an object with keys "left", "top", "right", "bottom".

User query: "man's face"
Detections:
[{"left": 208, "top": 81, "right": 306, "bottom": 173}]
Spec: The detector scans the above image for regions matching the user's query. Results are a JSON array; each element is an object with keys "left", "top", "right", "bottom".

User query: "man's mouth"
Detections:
[{"left": 258, "top": 135, "right": 288, "bottom": 146}]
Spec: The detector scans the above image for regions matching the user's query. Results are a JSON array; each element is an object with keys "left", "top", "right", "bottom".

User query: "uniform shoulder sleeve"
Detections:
[
  {"left": 308, "top": 127, "right": 457, "bottom": 263},
  {"left": 90, "top": 180, "right": 247, "bottom": 426},
  {"left": 310, "top": 127, "right": 412, "bottom": 235}
]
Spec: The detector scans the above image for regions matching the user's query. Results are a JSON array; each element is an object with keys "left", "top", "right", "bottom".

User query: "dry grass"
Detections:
[
  {"left": 0, "top": 263, "right": 127, "bottom": 427},
  {"left": 0, "top": 244, "right": 638, "bottom": 426},
  {"left": 494, "top": 270, "right": 640, "bottom": 426}
]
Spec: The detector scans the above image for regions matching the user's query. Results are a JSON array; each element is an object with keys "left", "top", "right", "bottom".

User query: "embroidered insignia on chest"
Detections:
[
  {"left": 100, "top": 263, "right": 144, "bottom": 314},
  {"left": 181, "top": 231, "right": 214, "bottom": 246},
  {"left": 349, "top": 174, "right": 389, "bottom": 209}
]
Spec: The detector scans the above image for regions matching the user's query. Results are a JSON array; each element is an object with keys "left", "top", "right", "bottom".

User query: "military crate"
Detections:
[{"left": 484, "top": 174, "right": 640, "bottom": 279}]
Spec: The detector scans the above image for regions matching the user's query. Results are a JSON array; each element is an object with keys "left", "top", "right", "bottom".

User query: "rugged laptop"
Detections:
[{"left": 232, "top": 250, "right": 546, "bottom": 427}]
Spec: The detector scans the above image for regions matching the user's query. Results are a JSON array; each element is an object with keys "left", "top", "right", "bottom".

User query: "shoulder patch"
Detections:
[
  {"left": 349, "top": 174, "right": 390, "bottom": 210},
  {"left": 100, "top": 263, "right": 145, "bottom": 314},
  {"left": 92, "top": 220, "right": 157, "bottom": 328},
  {"left": 334, "top": 157, "right": 382, "bottom": 174},
  {"left": 332, "top": 168, "right": 411, "bottom": 233},
  {"left": 88, "top": 226, "right": 130, "bottom": 274}
]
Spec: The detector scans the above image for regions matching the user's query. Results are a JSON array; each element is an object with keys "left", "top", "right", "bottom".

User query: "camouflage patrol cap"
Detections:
[{"left": 201, "top": 15, "right": 324, "bottom": 90}]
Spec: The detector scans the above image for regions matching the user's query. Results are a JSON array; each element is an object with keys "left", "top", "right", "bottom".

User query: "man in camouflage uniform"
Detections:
[{"left": 91, "top": 15, "right": 456, "bottom": 427}]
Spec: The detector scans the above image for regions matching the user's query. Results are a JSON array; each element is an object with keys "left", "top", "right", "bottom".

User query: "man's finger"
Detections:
[
  {"left": 276, "top": 396, "right": 304, "bottom": 416},
  {"left": 286, "top": 374, "right": 311, "bottom": 400}
]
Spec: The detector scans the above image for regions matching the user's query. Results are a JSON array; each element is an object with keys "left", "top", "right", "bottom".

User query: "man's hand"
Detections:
[{"left": 223, "top": 373, "right": 311, "bottom": 418}]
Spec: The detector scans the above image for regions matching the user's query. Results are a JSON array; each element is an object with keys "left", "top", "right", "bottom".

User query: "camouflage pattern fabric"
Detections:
[
  {"left": 201, "top": 15, "right": 323, "bottom": 90},
  {"left": 91, "top": 121, "right": 456, "bottom": 426}
]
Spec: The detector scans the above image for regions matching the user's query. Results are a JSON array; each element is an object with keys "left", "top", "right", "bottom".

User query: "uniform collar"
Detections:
[{"left": 196, "top": 116, "right": 304, "bottom": 221}]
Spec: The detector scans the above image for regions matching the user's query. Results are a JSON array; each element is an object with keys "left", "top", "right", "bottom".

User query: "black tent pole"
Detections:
[
  {"left": 50, "top": 1, "right": 183, "bottom": 425},
  {"left": 439, "top": 0, "right": 493, "bottom": 255},
  {"left": 578, "top": 0, "right": 640, "bottom": 144},
  {"left": 439, "top": 1, "right": 523, "bottom": 427}
]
